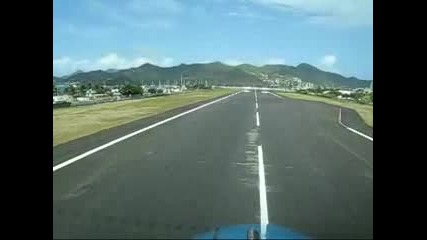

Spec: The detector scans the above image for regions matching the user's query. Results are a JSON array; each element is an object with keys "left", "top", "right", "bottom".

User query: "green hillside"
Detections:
[{"left": 55, "top": 62, "right": 371, "bottom": 88}]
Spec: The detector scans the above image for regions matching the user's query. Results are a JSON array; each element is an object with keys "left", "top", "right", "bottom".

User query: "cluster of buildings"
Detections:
[
  {"left": 261, "top": 75, "right": 316, "bottom": 90},
  {"left": 142, "top": 81, "right": 187, "bottom": 94},
  {"left": 53, "top": 82, "right": 125, "bottom": 104},
  {"left": 53, "top": 80, "right": 191, "bottom": 105}
]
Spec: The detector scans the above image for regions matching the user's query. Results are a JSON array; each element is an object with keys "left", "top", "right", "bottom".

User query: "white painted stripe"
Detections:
[
  {"left": 267, "top": 91, "right": 283, "bottom": 99},
  {"left": 256, "top": 102, "right": 258, "bottom": 109},
  {"left": 255, "top": 90, "right": 258, "bottom": 103},
  {"left": 338, "top": 108, "right": 373, "bottom": 141},
  {"left": 256, "top": 112, "right": 260, "bottom": 127},
  {"left": 53, "top": 91, "right": 242, "bottom": 172},
  {"left": 342, "top": 125, "right": 373, "bottom": 141},
  {"left": 258, "top": 145, "right": 269, "bottom": 239}
]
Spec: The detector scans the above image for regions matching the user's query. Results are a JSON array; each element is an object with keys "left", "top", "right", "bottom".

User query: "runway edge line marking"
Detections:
[
  {"left": 266, "top": 91, "right": 283, "bottom": 99},
  {"left": 53, "top": 91, "right": 242, "bottom": 173},
  {"left": 266, "top": 91, "right": 373, "bottom": 142},
  {"left": 258, "top": 145, "right": 269, "bottom": 239},
  {"left": 339, "top": 108, "right": 373, "bottom": 142}
]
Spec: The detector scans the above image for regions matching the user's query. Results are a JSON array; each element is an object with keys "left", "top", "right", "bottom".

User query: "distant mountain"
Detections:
[
  {"left": 53, "top": 62, "right": 371, "bottom": 88},
  {"left": 62, "top": 70, "right": 84, "bottom": 79},
  {"left": 106, "top": 68, "right": 119, "bottom": 73},
  {"left": 53, "top": 76, "right": 61, "bottom": 82},
  {"left": 293, "top": 63, "right": 369, "bottom": 88}
]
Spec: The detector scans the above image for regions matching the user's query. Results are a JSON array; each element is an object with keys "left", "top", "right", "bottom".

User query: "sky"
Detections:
[{"left": 53, "top": 0, "right": 373, "bottom": 79}]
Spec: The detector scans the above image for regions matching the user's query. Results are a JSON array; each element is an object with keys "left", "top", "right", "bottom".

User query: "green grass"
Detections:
[
  {"left": 53, "top": 89, "right": 237, "bottom": 146},
  {"left": 275, "top": 92, "right": 373, "bottom": 127}
]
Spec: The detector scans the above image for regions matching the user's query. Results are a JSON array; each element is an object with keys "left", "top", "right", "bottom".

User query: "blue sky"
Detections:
[{"left": 53, "top": 0, "right": 373, "bottom": 79}]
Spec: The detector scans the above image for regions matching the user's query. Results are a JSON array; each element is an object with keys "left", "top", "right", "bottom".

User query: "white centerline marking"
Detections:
[
  {"left": 258, "top": 145, "right": 269, "bottom": 239},
  {"left": 255, "top": 90, "right": 258, "bottom": 103},
  {"left": 256, "top": 112, "right": 260, "bottom": 127},
  {"left": 256, "top": 102, "right": 258, "bottom": 109},
  {"left": 53, "top": 91, "right": 242, "bottom": 173},
  {"left": 339, "top": 108, "right": 373, "bottom": 141}
]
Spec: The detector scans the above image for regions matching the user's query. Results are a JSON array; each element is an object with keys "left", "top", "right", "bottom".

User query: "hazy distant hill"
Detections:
[{"left": 54, "top": 62, "right": 371, "bottom": 88}]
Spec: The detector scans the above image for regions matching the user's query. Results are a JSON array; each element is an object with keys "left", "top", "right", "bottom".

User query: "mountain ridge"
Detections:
[{"left": 53, "top": 62, "right": 371, "bottom": 88}]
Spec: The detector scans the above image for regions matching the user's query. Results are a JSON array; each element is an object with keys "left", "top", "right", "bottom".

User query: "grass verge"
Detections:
[
  {"left": 275, "top": 92, "right": 373, "bottom": 127},
  {"left": 53, "top": 89, "right": 237, "bottom": 146}
]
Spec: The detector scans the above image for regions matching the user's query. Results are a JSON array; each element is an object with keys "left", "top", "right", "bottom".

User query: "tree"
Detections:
[
  {"left": 53, "top": 83, "right": 57, "bottom": 96},
  {"left": 157, "top": 89, "right": 163, "bottom": 94},
  {"left": 357, "top": 94, "right": 372, "bottom": 104},
  {"left": 120, "top": 84, "right": 142, "bottom": 96},
  {"left": 65, "top": 86, "right": 76, "bottom": 96},
  {"left": 313, "top": 87, "right": 323, "bottom": 94},
  {"left": 148, "top": 88, "right": 157, "bottom": 94},
  {"left": 79, "top": 84, "right": 87, "bottom": 96},
  {"left": 94, "top": 84, "right": 106, "bottom": 94}
]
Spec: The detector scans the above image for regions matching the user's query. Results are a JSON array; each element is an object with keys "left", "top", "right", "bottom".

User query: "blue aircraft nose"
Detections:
[{"left": 193, "top": 224, "right": 310, "bottom": 239}]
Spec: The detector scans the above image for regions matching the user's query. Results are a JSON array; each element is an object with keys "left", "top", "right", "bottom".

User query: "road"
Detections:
[{"left": 53, "top": 91, "right": 373, "bottom": 239}]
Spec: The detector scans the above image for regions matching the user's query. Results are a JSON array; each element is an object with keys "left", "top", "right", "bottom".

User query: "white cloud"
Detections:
[
  {"left": 223, "top": 57, "right": 286, "bottom": 66},
  {"left": 131, "top": 57, "right": 154, "bottom": 67},
  {"left": 95, "top": 53, "right": 127, "bottom": 69},
  {"left": 223, "top": 59, "right": 244, "bottom": 66},
  {"left": 226, "top": 5, "right": 275, "bottom": 20},
  {"left": 250, "top": 0, "right": 372, "bottom": 26},
  {"left": 55, "top": 20, "right": 118, "bottom": 39},
  {"left": 161, "top": 57, "right": 175, "bottom": 66},
  {"left": 196, "top": 59, "right": 215, "bottom": 64},
  {"left": 87, "top": 0, "right": 176, "bottom": 30},
  {"left": 265, "top": 58, "right": 286, "bottom": 65},
  {"left": 53, "top": 57, "right": 90, "bottom": 75},
  {"left": 318, "top": 54, "right": 341, "bottom": 73},
  {"left": 53, "top": 53, "right": 174, "bottom": 76},
  {"left": 53, "top": 56, "right": 72, "bottom": 66},
  {"left": 320, "top": 55, "right": 336, "bottom": 67},
  {"left": 127, "top": 0, "right": 183, "bottom": 14}
]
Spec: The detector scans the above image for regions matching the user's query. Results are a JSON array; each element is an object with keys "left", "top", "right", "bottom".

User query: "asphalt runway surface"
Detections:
[{"left": 53, "top": 91, "right": 373, "bottom": 239}]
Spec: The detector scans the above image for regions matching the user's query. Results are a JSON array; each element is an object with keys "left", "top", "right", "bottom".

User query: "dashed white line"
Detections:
[
  {"left": 256, "top": 102, "right": 258, "bottom": 110},
  {"left": 256, "top": 112, "right": 260, "bottom": 127},
  {"left": 53, "top": 91, "right": 242, "bottom": 173},
  {"left": 255, "top": 90, "right": 258, "bottom": 103},
  {"left": 257, "top": 145, "right": 269, "bottom": 239},
  {"left": 339, "top": 108, "right": 373, "bottom": 142}
]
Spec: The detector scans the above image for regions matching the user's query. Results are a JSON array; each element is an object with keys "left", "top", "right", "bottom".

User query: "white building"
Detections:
[
  {"left": 76, "top": 97, "right": 91, "bottom": 102},
  {"left": 85, "top": 89, "right": 97, "bottom": 97},
  {"left": 53, "top": 95, "right": 73, "bottom": 103},
  {"left": 111, "top": 88, "right": 121, "bottom": 96},
  {"left": 338, "top": 90, "right": 353, "bottom": 95}
]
